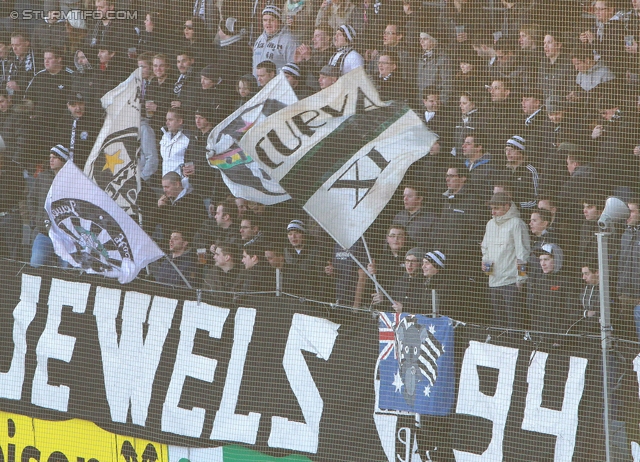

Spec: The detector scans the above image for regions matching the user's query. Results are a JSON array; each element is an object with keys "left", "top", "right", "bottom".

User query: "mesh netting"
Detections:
[{"left": 0, "top": 0, "right": 639, "bottom": 460}]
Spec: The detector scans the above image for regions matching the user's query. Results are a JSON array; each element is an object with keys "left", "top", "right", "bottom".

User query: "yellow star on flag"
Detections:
[{"left": 102, "top": 149, "right": 124, "bottom": 173}]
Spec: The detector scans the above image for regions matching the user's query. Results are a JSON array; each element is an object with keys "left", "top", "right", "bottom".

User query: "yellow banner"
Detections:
[{"left": 0, "top": 411, "right": 167, "bottom": 462}]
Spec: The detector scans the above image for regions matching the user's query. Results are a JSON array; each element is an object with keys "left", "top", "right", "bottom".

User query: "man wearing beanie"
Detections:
[
  {"left": 328, "top": 24, "right": 364, "bottom": 75},
  {"left": 198, "top": 64, "right": 234, "bottom": 118},
  {"left": 253, "top": 5, "right": 299, "bottom": 75},
  {"left": 28, "top": 145, "right": 68, "bottom": 267},
  {"left": 499, "top": 135, "right": 539, "bottom": 210}
]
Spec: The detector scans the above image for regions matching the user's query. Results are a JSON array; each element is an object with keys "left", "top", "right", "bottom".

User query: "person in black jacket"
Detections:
[
  {"left": 235, "top": 237, "right": 276, "bottom": 303},
  {"left": 527, "top": 243, "right": 571, "bottom": 342}
]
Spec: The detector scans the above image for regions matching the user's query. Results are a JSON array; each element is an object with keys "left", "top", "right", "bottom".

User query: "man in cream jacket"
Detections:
[{"left": 481, "top": 192, "right": 531, "bottom": 329}]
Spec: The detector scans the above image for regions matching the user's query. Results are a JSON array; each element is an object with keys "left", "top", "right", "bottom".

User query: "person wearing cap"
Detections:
[
  {"left": 56, "top": 91, "right": 101, "bottom": 168},
  {"left": 217, "top": 16, "right": 252, "bottom": 83},
  {"left": 481, "top": 191, "right": 531, "bottom": 329},
  {"left": 284, "top": 219, "right": 329, "bottom": 300},
  {"left": 253, "top": 5, "right": 299, "bottom": 75},
  {"left": 415, "top": 29, "right": 452, "bottom": 107},
  {"left": 318, "top": 64, "right": 340, "bottom": 89},
  {"left": 282, "top": 62, "right": 311, "bottom": 98},
  {"left": 327, "top": 24, "right": 364, "bottom": 75},
  {"left": 28, "top": 145, "right": 67, "bottom": 267},
  {"left": 293, "top": 26, "right": 334, "bottom": 91},
  {"left": 527, "top": 243, "right": 571, "bottom": 339},
  {"left": 498, "top": 135, "right": 539, "bottom": 210}
]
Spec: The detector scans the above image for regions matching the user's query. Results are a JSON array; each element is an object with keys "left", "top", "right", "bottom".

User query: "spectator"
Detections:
[
  {"left": 24, "top": 47, "right": 74, "bottom": 149},
  {"left": 368, "top": 224, "right": 409, "bottom": 291},
  {"left": 578, "top": 0, "right": 626, "bottom": 77},
  {"left": 418, "top": 87, "right": 448, "bottom": 142},
  {"left": 202, "top": 240, "right": 242, "bottom": 293},
  {"left": 181, "top": 17, "right": 214, "bottom": 71},
  {"left": 28, "top": 145, "right": 67, "bottom": 267},
  {"left": 461, "top": 133, "right": 495, "bottom": 202},
  {"left": 527, "top": 243, "right": 571, "bottom": 338},
  {"left": 392, "top": 184, "right": 436, "bottom": 248},
  {"left": 208, "top": 202, "right": 241, "bottom": 245},
  {"left": 234, "top": 74, "right": 258, "bottom": 109},
  {"left": 325, "top": 238, "right": 368, "bottom": 307},
  {"left": 197, "top": 64, "right": 235, "bottom": 118},
  {"left": 172, "top": 50, "right": 200, "bottom": 128},
  {"left": 328, "top": 24, "right": 364, "bottom": 75},
  {"left": 153, "top": 230, "right": 198, "bottom": 287},
  {"left": 32, "top": 9, "right": 68, "bottom": 63},
  {"left": 371, "top": 246, "right": 425, "bottom": 312},
  {"left": 318, "top": 64, "right": 339, "bottom": 89},
  {"left": 85, "top": 0, "right": 135, "bottom": 54},
  {"left": 145, "top": 53, "right": 174, "bottom": 132},
  {"left": 519, "top": 87, "right": 554, "bottom": 164},
  {"left": 253, "top": 5, "right": 298, "bottom": 74},
  {"left": 137, "top": 53, "right": 159, "bottom": 181},
  {"left": 183, "top": 106, "right": 224, "bottom": 202},
  {"left": 483, "top": 78, "right": 520, "bottom": 153},
  {"left": 481, "top": 191, "right": 531, "bottom": 329},
  {"left": 7, "top": 30, "right": 40, "bottom": 97},
  {"left": 58, "top": 91, "right": 101, "bottom": 168},
  {"left": 374, "top": 51, "right": 406, "bottom": 102},
  {"left": 284, "top": 219, "right": 329, "bottom": 299},
  {"left": 538, "top": 30, "right": 575, "bottom": 101},
  {"left": 451, "top": 91, "right": 486, "bottom": 156},
  {"left": 367, "top": 21, "right": 411, "bottom": 79},
  {"left": 571, "top": 44, "right": 615, "bottom": 93},
  {"left": 282, "top": 62, "right": 312, "bottom": 98},
  {"left": 152, "top": 171, "right": 206, "bottom": 241},
  {"left": 577, "top": 260, "right": 602, "bottom": 335},
  {"left": 578, "top": 195, "right": 603, "bottom": 266},
  {"left": 239, "top": 213, "right": 263, "bottom": 243},
  {"left": 414, "top": 29, "right": 451, "bottom": 106},
  {"left": 236, "top": 237, "right": 276, "bottom": 302},
  {"left": 617, "top": 198, "right": 640, "bottom": 342},
  {"left": 294, "top": 25, "right": 334, "bottom": 91},
  {"left": 159, "top": 108, "right": 190, "bottom": 177},
  {"left": 255, "top": 60, "right": 276, "bottom": 87},
  {"left": 528, "top": 208, "right": 557, "bottom": 278},
  {"left": 500, "top": 135, "right": 539, "bottom": 209},
  {"left": 94, "top": 42, "right": 132, "bottom": 98}
]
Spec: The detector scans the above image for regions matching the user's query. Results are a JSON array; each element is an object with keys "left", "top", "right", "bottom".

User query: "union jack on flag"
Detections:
[{"left": 379, "top": 312, "right": 402, "bottom": 360}]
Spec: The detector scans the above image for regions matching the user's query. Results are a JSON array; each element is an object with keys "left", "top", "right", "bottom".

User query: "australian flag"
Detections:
[{"left": 378, "top": 313, "right": 455, "bottom": 415}]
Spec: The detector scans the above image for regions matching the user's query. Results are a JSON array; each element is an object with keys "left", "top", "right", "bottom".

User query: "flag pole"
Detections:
[
  {"left": 164, "top": 255, "right": 193, "bottom": 289},
  {"left": 361, "top": 236, "right": 380, "bottom": 294},
  {"left": 348, "top": 253, "right": 394, "bottom": 305}
]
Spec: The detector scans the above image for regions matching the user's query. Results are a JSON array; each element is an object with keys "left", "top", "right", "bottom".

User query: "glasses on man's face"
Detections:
[
  {"left": 184, "top": 25, "right": 193, "bottom": 30},
  {"left": 387, "top": 234, "right": 403, "bottom": 239},
  {"left": 405, "top": 258, "right": 419, "bottom": 264}
]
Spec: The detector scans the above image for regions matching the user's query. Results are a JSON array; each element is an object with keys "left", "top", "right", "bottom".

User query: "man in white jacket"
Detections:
[
  {"left": 481, "top": 192, "right": 531, "bottom": 329},
  {"left": 160, "top": 109, "right": 190, "bottom": 177}
]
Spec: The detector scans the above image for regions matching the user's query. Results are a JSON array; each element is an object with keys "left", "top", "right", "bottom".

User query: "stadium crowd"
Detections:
[{"left": 0, "top": 0, "right": 638, "bottom": 340}]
